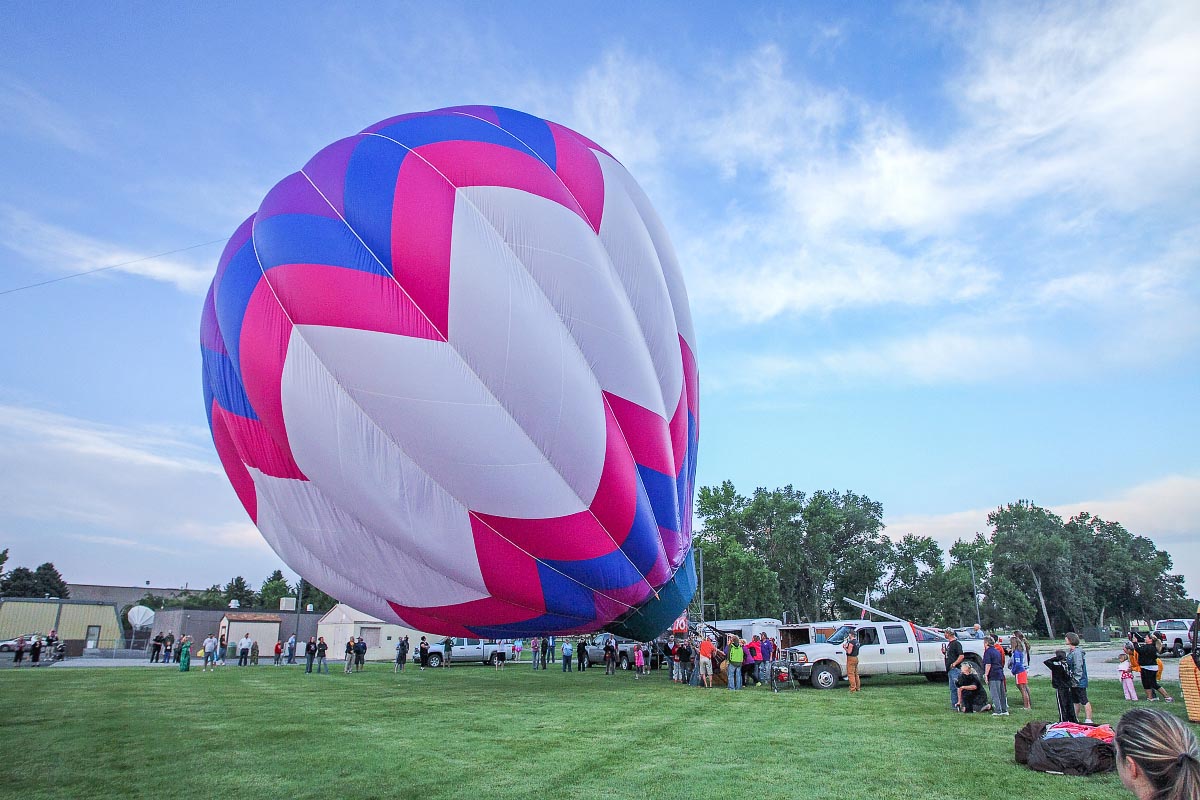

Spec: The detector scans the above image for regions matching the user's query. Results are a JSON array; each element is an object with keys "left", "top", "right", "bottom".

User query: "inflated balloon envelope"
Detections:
[{"left": 201, "top": 106, "right": 699, "bottom": 641}]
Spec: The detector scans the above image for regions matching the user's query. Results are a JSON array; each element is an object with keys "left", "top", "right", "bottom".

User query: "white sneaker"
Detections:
[{"left": 1085, "top": 719, "right": 1094, "bottom": 724}]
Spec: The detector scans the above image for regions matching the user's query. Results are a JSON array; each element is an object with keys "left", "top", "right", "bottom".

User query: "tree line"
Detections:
[
  {"left": 138, "top": 570, "right": 337, "bottom": 614},
  {"left": 0, "top": 549, "right": 70, "bottom": 598},
  {"left": 693, "top": 482, "right": 1194, "bottom": 637}
]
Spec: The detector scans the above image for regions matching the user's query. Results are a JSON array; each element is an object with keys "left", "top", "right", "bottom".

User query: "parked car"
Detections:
[
  {"left": 0, "top": 634, "right": 39, "bottom": 652},
  {"left": 785, "top": 621, "right": 987, "bottom": 689},
  {"left": 1153, "top": 619, "right": 1196, "bottom": 657}
]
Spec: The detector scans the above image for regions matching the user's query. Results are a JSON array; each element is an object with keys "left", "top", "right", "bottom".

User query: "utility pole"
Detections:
[
  {"left": 696, "top": 547, "right": 705, "bottom": 625},
  {"left": 966, "top": 559, "right": 982, "bottom": 627},
  {"left": 293, "top": 578, "right": 304, "bottom": 642}
]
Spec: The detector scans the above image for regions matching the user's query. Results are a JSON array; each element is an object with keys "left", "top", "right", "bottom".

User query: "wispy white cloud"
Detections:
[
  {"left": 0, "top": 207, "right": 213, "bottom": 294},
  {"left": 0, "top": 76, "right": 96, "bottom": 154},
  {"left": 712, "top": 327, "right": 1036, "bottom": 391},
  {"left": 0, "top": 404, "right": 277, "bottom": 584}
]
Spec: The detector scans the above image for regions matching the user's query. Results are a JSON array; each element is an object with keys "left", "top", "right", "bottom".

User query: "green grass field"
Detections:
[{"left": 2, "top": 662, "right": 1191, "bottom": 799}]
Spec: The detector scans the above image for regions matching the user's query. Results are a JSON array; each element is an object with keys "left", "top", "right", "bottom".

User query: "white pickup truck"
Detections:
[{"left": 785, "top": 621, "right": 987, "bottom": 689}]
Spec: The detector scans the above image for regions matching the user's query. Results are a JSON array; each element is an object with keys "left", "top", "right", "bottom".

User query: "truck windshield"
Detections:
[{"left": 826, "top": 626, "right": 855, "bottom": 645}]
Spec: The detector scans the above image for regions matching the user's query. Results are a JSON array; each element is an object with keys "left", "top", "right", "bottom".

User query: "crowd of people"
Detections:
[
  {"left": 940, "top": 625, "right": 1185, "bottom": 729},
  {"left": 7, "top": 630, "right": 60, "bottom": 666}
]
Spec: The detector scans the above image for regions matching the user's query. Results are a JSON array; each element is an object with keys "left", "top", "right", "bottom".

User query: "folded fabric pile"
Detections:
[{"left": 1042, "top": 722, "right": 1114, "bottom": 743}]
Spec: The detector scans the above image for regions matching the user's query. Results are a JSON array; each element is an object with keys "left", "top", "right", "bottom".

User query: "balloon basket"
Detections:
[{"left": 1180, "top": 655, "right": 1200, "bottom": 723}]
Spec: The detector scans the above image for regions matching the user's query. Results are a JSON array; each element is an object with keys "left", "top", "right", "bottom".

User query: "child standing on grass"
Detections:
[
  {"left": 1118, "top": 648, "right": 1138, "bottom": 701},
  {"left": 633, "top": 644, "right": 645, "bottom": 679},
  {"left": 1010, "top": 635, "right": 1031, "bottom": 710}
]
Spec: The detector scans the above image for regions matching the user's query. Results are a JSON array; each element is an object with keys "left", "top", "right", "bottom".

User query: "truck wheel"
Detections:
[
  {"left": 963, "top": 655, "right": 983, "bottom": 674},
  {"left": 619, "top": 654, "right": 630, "bottom": 671},
  {"left": 1172, "top": 640, "right": 1184, "bottom": 658},
  {"left": 810, "top": 663, "right": 839, "bottom": 690},
  {"left": 489, "top": 653, "right": 500, "bottom": 666},
  {"left": 426, "top": 653, "right": 443, "bottom": 668}
]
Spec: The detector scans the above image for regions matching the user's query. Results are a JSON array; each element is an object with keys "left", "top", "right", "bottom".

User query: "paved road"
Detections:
[{"left": 1022, "top": 647, "right": 1180, "bottom": 681}]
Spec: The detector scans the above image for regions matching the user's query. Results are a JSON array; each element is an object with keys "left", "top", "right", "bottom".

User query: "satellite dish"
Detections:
[{"left": 127, "top": 605, "right": 155, "bottom": 629}]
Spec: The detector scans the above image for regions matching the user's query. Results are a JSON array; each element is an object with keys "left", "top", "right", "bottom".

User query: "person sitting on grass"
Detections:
[
  {"left": 955, "top": 663, "right": 990, "bottom": 713},
  {"left": 1114, "top": 707, "right": 1199, "bottom": 800}
]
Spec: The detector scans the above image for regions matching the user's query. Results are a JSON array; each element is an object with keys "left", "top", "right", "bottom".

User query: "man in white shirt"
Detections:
[
  {"left": 238, "top": 634, "right": 254, "bottom": 666},
  {"left": 202, "top": 635, "right": 218, "bottom": 671}
]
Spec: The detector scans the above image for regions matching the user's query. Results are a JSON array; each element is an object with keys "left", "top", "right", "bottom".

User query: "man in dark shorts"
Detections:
[{"left": 1064, "top": 632, "right": 1094, "bottom": 723}]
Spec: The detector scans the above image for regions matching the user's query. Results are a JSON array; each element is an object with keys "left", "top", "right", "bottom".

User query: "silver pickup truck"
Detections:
[
  {"left": 425, "top": 637, "right": 514, "bottom": 668},
  {"left": 785, "top": 621, "right": 986, "bottom": 689}
]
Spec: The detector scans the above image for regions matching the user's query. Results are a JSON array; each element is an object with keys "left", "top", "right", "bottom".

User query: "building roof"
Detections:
[
  {"left": 319, "top": 602, "right": 385, "bottom": 626},
  {"left": 67, "top": 584, "right": 188, "bottom": 609},
  {"left": 223, "top": 612, "right": 282, "bottom": 623}
]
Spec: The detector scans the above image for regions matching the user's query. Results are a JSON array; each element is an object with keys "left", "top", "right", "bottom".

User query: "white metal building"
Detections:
[{"left": 317, "top": 603, "right": 436, "bottom": 661}]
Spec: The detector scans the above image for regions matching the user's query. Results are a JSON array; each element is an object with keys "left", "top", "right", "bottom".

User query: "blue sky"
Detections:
[{"left": 1, "top": 2, "right": 1197, "bottom": 597}]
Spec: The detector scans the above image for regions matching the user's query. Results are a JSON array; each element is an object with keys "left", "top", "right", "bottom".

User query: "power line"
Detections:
[{"left": 0, "top": 238, "right": 227, "bottom": 297}]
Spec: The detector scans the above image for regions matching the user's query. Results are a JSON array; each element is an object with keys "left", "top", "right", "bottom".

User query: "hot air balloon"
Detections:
[{"left": 200, "top": 106, "right": 698, "bottom": 640}]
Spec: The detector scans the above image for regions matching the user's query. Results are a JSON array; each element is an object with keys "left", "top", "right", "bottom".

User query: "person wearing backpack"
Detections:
[
  {"left": 1065, "top": 632, "right": 1094, "bottom": 723},
  {"left": 725, "top": 637, "right": 745, "bottom": 690}
]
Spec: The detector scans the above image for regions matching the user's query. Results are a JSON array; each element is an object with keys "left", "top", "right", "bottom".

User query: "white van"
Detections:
[{"left": 701, "top": 618, "right": 783, "bottom": 642}]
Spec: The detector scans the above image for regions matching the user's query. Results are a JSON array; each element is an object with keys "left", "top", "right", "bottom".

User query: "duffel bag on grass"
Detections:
[
  {"left": 1026, "top": 734, "right": 1114, "bottom": 776},
  {"left": 1014, "top": 721, "right": 1048, "bottom": 765}
]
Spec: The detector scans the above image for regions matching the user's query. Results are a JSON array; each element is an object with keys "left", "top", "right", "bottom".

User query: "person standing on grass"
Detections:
[
  {"left": 604, "top": 636, "right": 617, "bottom": 676},
  {"left": 273, "top": 640, "right": 282, "bottom": 666},
  {"left": 677, "top": 639, "right": 693, "bottom": 685},
  {"left": 759, "top": 635, "right": 775, "bottom": 683},
  {"left": 725, "top": 637, "right": 744, "bottom": 690},
  {"left": 560, "top": 639, "right": 573, "bottom": 672},
  {"left": 286, "top": 633, "right": 296, "bottom": 665},
  {"left": 633, "top": 643, "right": 646, "bottom": 679},
  {"left": 151, "top": 632, "right": 163, "bottom": 663},
  {"left": 441, "top": 637, "right": 453, "bottom": 669},
  {"left": 983, "top": 636, "right": 1008, "bottom": 716},
  {"left": 316, "top": 637, "right": 329, "bottom": 673},
  {"left": 215, "top": 635, "right": 224, "bottom": 666},
  {"left": 250, "top": 639, "right": 260, "bottom": 666},
  {"left": 530, "top": 635, "right": 539, "bottom": 670},
  {"left": 1114, "top": 706, "right": 1200, "bottom": 800},
  {"left": 179, "top": 636, "right": 191, "bottom": 672},
  {"left": 943, "top": 629, "right": 965, "bottom": 710},
  {"left": 843, "top": 629, "right": 861, "bottom": 693},
  {"left": 199, "top": 634, "right": 213, "bottom": 672},
  {"left": 1010, "top": 636, "right": 1031, "bottom": 710},
  {"left": 1044, "top": 649, "right": 1078, "bottom": 723},
  {"left": 1135, "top": 633, "right": 1174, "bottom": 702},
  {"left": 741, "top": 638, "right": 759, "bottom": 687},
  {"left": 304, "top": 636, "right": 317, "bottom": 673},
  {"left": 354, "top": 637, "right": 367, "bottom": 671},
  {"left": 395, "top": 636, "right": 409, "bottom": 673},
  {"left": 513, "top": 638, "right": 523, "bottom": 664},
  {"left": 344, "top": 638, "right": 355, "bottom": 674},
  {"left": 418, "top": 636, "right": 429, "bottom": 670},
  {"left": 1064, "top": 632, "right": 1095, "bottom": 723},
  {"left": 1010, "top": 631, "right": 1031, "bottom": 710},
  {"left": 576, "top": 637, "right": 587, "bottom": 671},
  {"left": 163, "top": 632, "right": 175, "bottom": 664},
  {"left": 697, "top": 637, "right": 716, "bottom": 688},
  {"left": 1119, "top": 648, "right": 1139, "bottom": 702}
]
